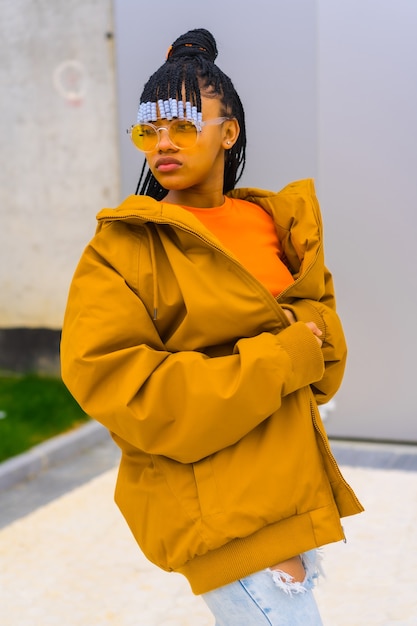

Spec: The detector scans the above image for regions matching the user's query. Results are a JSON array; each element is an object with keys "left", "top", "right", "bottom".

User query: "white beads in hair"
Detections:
[
  {"left": 137, "top": 99, "right": 201, "bottom": 125},
  {"left": 170, "top": 98, "right": 178, "bottom": 118}
]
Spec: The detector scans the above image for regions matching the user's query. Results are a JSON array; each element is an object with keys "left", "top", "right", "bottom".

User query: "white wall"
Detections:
[
  {"left": 0, "top": 0, "right": 120, "bottom": 328},
  {"left": 114, "top": 0, "right": 318, "bottom": 196},
  {"left": 317, "top": 0, "right": 417, "bottom": 441},
  {"left": 114, "top": 0, "right": 417, "bottom": 442}
]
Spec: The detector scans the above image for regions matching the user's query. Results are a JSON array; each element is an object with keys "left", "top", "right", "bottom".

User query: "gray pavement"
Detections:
[
  {"left": 1, "top": 425, "right": 417, "bottom": 625},
  {"left": 0, "top": 427, "right": 120, "bottom": 529}
]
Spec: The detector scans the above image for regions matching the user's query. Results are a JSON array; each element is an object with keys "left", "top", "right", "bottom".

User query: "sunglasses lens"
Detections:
[
  {"left": 130, "top": 124, "right": 158, "bottom": 151},
  {"left": 169, "top": 120, "right": 198, "bottom": 148},
  {"left": 130, "top": 120, "right": 198, "bottom": 151}
]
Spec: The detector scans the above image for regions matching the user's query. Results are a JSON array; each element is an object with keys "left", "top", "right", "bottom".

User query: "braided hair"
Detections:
[{"left": 135, "top": 28, "right": 246, "bottom": 199}]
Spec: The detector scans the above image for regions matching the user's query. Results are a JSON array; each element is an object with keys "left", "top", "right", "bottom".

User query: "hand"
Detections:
[
  {"left": 282, "top": 308, "right": 296, "bottom": 325},
  {"left": 283, "top": 309, "right": 323, "bottom": 346},
  {"left": 305, "top": 321, "right": 323, "bottom": 347}
]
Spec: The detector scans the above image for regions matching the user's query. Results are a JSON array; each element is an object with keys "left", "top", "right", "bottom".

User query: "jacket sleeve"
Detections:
[
  {"left": 61, "top": 238, "right": 325, "bottom": 464},
  {"left": 281, "top": 266, "right": 347, "bottom": 405}
]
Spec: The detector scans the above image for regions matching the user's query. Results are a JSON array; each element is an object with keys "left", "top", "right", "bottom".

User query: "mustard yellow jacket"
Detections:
[{"left": 61, "top": 179, "right": 363, "bottom": 594}]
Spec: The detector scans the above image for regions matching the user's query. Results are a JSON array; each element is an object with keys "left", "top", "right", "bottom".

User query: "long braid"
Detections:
[{"left": 135, "top": 28, "right": 246, "bottom": 198}]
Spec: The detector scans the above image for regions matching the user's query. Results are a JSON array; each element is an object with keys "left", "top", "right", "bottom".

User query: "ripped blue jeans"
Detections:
[{"left": 201, "top": 550, "right": 323, "bottom": 626}]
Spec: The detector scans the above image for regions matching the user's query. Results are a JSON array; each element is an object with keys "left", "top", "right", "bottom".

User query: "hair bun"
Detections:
[{"left": 167, "top": 28, "right": 218, "bottom": 62}]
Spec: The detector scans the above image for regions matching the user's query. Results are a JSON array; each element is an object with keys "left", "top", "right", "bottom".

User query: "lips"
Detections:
[{"left": 155, "top": 157, "right": 182, "bottom": 172}]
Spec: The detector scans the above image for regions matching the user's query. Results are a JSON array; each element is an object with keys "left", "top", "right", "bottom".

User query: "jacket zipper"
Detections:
[{"left": 309, "top": 396, "right": 363, "bottom": 517}]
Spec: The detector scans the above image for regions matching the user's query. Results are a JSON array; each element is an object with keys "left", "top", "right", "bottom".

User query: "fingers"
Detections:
[
  {"left": 282, "top": 308, "right": 296, "bottom": 324},
  {"left": 305, "top": 321, "right": 323, "bottom": 347},
  {"left": 282, "top": 311, "right": 323, "bottom": 347}
]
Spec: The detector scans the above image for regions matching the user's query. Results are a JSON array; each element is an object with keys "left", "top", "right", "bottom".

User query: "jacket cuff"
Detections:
[
  {"left": 277, "top": 322, "right": 324, "bottom": 395},
  {"left": 282, "top": 300, "right": 325, "bottom": 336}
]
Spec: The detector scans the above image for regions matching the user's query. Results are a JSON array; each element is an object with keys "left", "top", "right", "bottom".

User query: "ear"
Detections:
[{"left": 222, "top": 118, "right": 240, "bottom": 149}]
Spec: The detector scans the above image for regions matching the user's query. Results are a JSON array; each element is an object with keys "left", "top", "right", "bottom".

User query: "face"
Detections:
[{"left": 144, "top": 94, "right": 239, "bottom": 207}]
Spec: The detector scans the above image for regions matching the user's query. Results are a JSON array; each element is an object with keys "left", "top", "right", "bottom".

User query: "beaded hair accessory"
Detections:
[
  {"left": 137, "top": 99, "right": 203, "bottom": 128},
  {"left": 137, "top": 39, "right": 211, "bottom": 129}
]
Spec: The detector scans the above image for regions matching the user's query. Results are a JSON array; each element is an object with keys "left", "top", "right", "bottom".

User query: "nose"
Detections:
[{"left": 157, "top": 127, "right": 176, "bottom": 150}]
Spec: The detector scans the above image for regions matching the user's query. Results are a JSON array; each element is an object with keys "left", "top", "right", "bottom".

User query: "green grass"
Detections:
[{"left": 0, "top": 374, "right": 90, "bottom": 463}]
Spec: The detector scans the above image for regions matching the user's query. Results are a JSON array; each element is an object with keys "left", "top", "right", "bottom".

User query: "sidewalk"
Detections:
[{"left": 1, "top": 432, "right": 417, "bottom": 625}]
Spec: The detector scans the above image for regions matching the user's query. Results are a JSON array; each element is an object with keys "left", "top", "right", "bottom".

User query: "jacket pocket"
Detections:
[
  {"left": 192, "top": 456, "right": 223, "bottom": 518},
  {"left": 153, "top": 454, "right": 221, "bottom": 522}
]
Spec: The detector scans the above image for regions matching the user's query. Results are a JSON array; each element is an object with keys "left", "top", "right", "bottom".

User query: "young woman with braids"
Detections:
[{"left": 61, "top": 28, "right": 363, "bottom": 625}]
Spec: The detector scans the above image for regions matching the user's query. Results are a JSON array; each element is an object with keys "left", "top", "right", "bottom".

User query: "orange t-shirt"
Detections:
[{"left": 183, "top": 196, "right": 294, "bottom": 296}]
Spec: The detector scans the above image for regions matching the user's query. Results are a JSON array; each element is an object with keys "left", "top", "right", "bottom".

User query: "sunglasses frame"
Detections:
[{"left": 128, "top": 117, "right": 230, "bottom": 152}]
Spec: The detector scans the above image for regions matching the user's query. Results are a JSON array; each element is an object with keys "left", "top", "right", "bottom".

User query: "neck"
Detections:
[{"left": 163, "top": 189, "right": 225, "bottom": 208}]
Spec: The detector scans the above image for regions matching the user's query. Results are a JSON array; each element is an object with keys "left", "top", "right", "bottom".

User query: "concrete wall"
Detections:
[{"left": 0, "top": 0, "right": 120, "bottom": 329}]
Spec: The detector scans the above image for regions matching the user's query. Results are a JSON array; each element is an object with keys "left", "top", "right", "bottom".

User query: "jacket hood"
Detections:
[
  {"left": 96, "top": 179, "right": 320, "bottom": 240},
  {"left": 96, "top": 179, "right": 323, "bottom": 295}
]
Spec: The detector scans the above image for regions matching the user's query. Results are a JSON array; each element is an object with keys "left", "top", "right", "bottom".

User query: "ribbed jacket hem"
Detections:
[{"left": 177, "top": 504, "right": 345, "bottom": 595}]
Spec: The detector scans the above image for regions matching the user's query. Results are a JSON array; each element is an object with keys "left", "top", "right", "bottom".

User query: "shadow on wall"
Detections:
[{"left": 0, "top": 329, "right": 61, "bottom": 375}]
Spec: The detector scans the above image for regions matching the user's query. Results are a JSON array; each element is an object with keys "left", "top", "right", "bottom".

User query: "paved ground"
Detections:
[
  {"left": 0, "top": 430, "right": 120, "bottom": 530},
  {"left": 1, "top": 430, "right": 417, "bottom": 625}
]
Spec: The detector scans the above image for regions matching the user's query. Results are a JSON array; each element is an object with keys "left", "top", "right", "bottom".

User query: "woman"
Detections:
[{"left": 61, "top": 28, "right": 363, "bottom": 625}]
